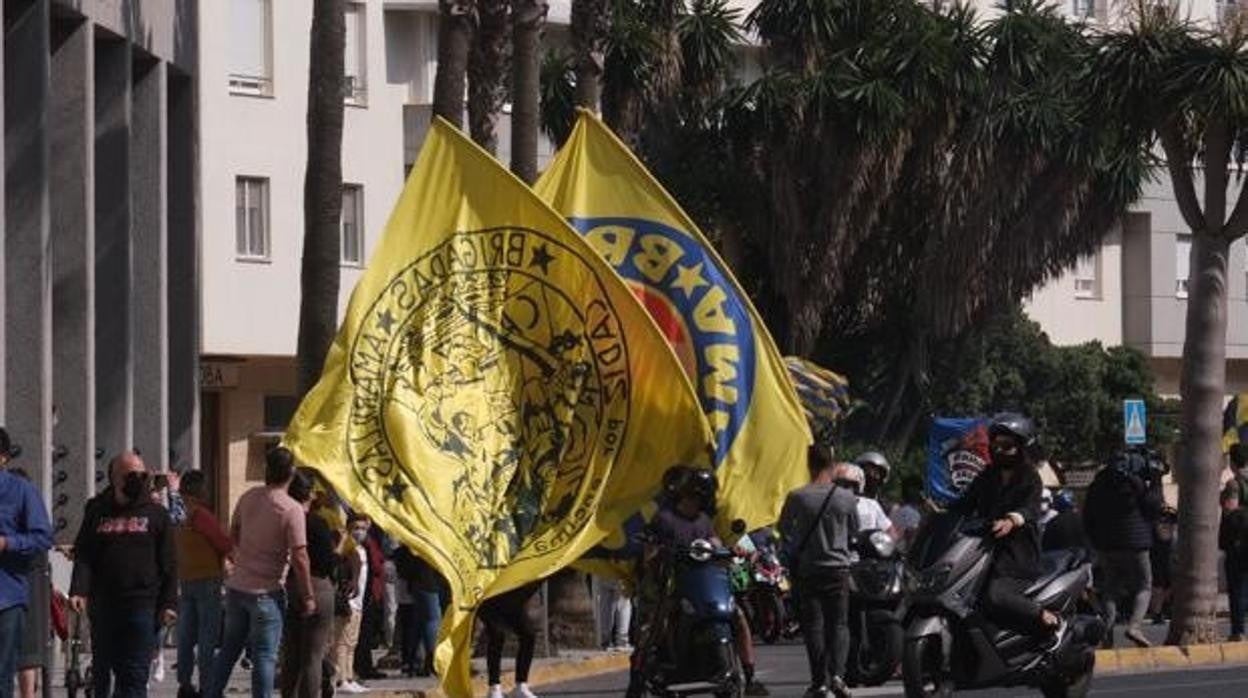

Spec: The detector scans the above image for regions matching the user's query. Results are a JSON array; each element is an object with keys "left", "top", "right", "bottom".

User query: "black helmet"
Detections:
[
  {"left": 988, "top": 412, "right": 1036, "bottom": 448},
  {"left": 662, "top": 465, "right": 694, "bottom": 498},
  {"left": 663, "top": 465, "right": 716, "bottom": 503}
]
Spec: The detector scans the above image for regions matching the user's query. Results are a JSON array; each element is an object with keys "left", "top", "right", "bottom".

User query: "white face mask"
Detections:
[{"left": 351, "top": 530, "right": 367, "bottom": 543}]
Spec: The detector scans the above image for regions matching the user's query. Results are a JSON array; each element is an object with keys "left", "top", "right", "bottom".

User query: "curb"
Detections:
[
  {"left": 1096, "top": 642, "right": 1248, "bottom": 675},
  {"left": 373, "top": 653, "right": 632, "bottom": 697}
]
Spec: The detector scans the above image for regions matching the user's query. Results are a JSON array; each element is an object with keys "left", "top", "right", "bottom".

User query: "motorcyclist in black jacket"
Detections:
[{"left": 948, "top": 413, "right": 1062, "bottom": 641}]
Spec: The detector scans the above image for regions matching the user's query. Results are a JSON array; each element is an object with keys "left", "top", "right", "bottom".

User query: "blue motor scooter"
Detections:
[{"left": 642, "top": 539, "right": 744, "bottom": 698}]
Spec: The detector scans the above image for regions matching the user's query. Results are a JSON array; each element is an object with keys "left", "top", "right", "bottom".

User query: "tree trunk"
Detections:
[
  {"left": 510, "top": 0, "right": 548, "bottom": 183},
  {"left": 434, "top": 0, "right": 476, "bottom": 128},
  {"left": 571, "top": 0, "right": 608, "bottom": 110},
  {"left": 296, "top": 0, "right": 346, "bottom": 399},
  {"left": 468, "top": 0, "right": 509, "bottom": 154},
  {"left": 1166, "top": 231, "right": 1230, "bottom": 645}
]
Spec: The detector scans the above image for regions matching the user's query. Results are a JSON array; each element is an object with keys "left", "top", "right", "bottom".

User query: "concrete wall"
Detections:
[{"left": 4, "top": 0, "right": 198, "bottom": 539}]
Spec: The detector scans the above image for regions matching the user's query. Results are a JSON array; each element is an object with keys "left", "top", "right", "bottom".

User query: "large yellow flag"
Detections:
[
  {"left": 284, "top": 119, "right": 713, "bottom": 697},
  {"left": 535, "top": 112, "right": 812, "bottom": 538}
]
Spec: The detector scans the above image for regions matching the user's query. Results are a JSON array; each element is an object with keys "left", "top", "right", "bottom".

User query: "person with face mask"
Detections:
[
  {"left": 947, "top": 413, "right": 1061, "bottom": 643},
  {"left": 1219, "top": 443, "right": 1248, "bottom": 641},
  {"left": 69, "top": 451, "right": 178, "bottom": 698}
]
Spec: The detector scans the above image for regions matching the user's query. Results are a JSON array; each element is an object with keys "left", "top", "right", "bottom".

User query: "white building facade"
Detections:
[{"left": 198, "top": 0, "right": 569, "bottom": 513}]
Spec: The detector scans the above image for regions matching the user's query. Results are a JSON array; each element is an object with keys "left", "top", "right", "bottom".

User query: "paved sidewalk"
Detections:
[{"left": 64, "top": 648, "right": 626, "bottom": 697}]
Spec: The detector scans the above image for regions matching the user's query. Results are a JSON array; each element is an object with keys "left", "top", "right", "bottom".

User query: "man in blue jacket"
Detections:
[{"left": 0, "top": 427, "right": 53, "bottom": 698}]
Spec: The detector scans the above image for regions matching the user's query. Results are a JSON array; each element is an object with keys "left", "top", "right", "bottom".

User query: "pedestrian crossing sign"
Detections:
[{"left": 1124, "top": 399, "right": 1147, "bottom": 445}]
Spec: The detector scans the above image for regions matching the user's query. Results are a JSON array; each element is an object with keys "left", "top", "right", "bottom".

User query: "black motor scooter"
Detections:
[
  {"left": 901, "top": 513, "right": 1104, "bottom": 698},
  {"left": 847, "top": 528, "right": 905, "bottom": 687},
  {"left": 642, "top": 538, "right": 745, "bottom": 698}
]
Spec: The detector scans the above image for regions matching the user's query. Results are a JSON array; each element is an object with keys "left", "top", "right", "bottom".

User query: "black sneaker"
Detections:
[
  {"left": 744, "top": 680, "right": 771, "bottom": 696},
  {"left": 829, "top": 676, "right": 852, "bottom": 698},
  {"left": 802, "top": 686, "right": 828, "bottom": 698}
]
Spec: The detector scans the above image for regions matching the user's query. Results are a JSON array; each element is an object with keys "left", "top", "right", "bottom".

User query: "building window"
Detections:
[
  {"left": 235, "top": 177, "right": 270, "bottom": 260},
  {"left": 345, "top": 3, "right": 368, "bottom": 104},
  {"left": 1074, "top": 251, "right": 1100, "bottom": 299},
  {"left": 341, "top": 184, "right": 365, "bottom": 266},
  {"left": 230, "top": 0, "right": 273, "bottom": 95},
  {"left": 1072, "top": 0, "right": 1096, "bottom": 18},
  {"left": 1176, "top": 233, "right": 1191, "bottom": 298}
]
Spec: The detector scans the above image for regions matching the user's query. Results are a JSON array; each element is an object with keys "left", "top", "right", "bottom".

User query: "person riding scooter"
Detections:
[
  {"left": 627, "top": 467, "right": 769, "bottom": 697},
  {"left": 854, "top": 451, "right": 891, "bottom": 502},
  {"left": 947, "top": 412, "right": 1063, "bottom": 643}
]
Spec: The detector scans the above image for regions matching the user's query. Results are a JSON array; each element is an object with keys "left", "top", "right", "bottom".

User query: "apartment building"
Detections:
[
  {"left": 199, "top": 0, "right": 568, "bottom": 514},
  {"left": 1024, "top": 1, "right": 1248, "bottom": 397}
]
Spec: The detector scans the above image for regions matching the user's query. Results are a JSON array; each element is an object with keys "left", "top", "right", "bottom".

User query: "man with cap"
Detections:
[{"left": 0, "top": 427, "right": 53, "bottom": 698}]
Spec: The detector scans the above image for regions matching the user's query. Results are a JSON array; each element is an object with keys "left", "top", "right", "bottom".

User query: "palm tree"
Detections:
[
  {"left": 433, "top": 0, "right": 477, "bottom": 127},
  {"left": 297, "top": 0, "right": 346, "bottom": 398},
  {"left": 719, "top": 1, "right": 1152, "bottom": 451},
  {"left": 1098, "top": 3, "right": 1248, "bottom": 645},
  {"left": 540, "top": 49, "right": 577, "bottom": 146},
  {"left": 511, "top": 0, "right": 549, "bottom": 182},
  {"left": 571, "top": 0, "right": 611, "bottom": 109},
  {"left": 469, "top": 0, "right": 510, "bottom": 153}
]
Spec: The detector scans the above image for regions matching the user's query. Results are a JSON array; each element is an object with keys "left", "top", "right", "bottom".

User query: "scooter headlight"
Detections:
[
  {"left": 869, "top": 530, "right": 897, "bottom": 559},
  {"left": 688, "top": 539, "right": 714, "bottom": 563}
]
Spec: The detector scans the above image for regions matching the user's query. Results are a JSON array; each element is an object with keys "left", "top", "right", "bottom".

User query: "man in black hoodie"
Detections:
[
  {"left": 70, "top": 451, "right": 177, "bottom": 697},
  {"left": 1084, "top": 448, "right": 1164, "bottom": 648}
]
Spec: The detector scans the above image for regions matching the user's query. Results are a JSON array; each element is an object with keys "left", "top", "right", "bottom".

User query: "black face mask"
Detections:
[
  {"left": 992, "top": 449, "right": 1023, "bottom": 469},
  {"left": 121, "top": 472, "right": 149, "bottom": 503}
]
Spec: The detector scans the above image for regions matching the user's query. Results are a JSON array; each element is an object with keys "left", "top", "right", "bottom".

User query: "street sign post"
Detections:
[{"left": 1124, "top": 399, "right": 1147, "bottom": 445}]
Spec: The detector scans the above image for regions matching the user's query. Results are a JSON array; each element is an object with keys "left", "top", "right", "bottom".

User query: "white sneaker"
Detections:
[
  {"left": 339, "top": 680, "right": 370, "bottom": 694},
  {"left": 608, "top": 643, "right": 634, "bottom": 653},
  {"left": 487, "top": 685, "right": 506, "bottom": 698},
  {"left": 511, "top": 683, "right": 538, "bottom": 698}
]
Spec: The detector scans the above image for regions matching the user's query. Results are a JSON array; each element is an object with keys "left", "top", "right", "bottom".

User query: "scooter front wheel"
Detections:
[{"left": 902, "top": 636, "right": 953, "bottom": 698}]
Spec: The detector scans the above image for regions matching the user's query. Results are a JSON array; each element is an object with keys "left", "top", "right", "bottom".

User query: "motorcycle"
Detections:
[
  {"left": 642, "top": 538, "right": 745, "bottom": 698},
  {"left": 847, "top": 529, "right": 905, "bottom": 687},
  {"left": 901, "top": 513, "right": 1104, "bottom": 698},
  {"left": 741, "top": 548, "right": 789, "bottom": 645}
]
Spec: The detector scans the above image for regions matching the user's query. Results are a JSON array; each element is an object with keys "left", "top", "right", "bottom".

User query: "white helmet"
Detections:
[
  {"left": 855, "top": 451, "right": 891, "bottom": 483},
  {"left": 836, "top": 463, "right": 866, "bottom": 494}
]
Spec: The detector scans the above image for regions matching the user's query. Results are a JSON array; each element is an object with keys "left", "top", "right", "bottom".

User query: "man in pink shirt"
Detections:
[{"left": 205, "top": 447, "right": 314, "bottom": 698}]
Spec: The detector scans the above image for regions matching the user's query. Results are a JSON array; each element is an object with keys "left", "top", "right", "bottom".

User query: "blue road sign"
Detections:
[{"left": 1124, "top": 399, "right": 1147, "bottom": 445}]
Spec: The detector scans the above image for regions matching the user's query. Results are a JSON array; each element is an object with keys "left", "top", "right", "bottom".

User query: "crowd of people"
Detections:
[{"left": 2, "top": 417, "right": 1248, "bottom": 698}]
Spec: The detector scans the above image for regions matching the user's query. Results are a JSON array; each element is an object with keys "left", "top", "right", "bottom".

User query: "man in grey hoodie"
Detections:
[{"left": 780, "top": 446, "right": 859, "bottom": 698}]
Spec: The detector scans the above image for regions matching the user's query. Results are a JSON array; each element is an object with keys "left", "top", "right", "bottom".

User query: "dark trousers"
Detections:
[
  {"left": 984, "top": 576, "right": 1045, "bottom": 636},
  {"left": 480, "top": 584, "right": 539, "bottom": 685},
  {"left": 280, "top": 577, "right": 336, "bottom": 698},
  {"left": 90, "top": 603, "right": 157, "bottom": 698},
  {"left": 1228, "top": 558, "right": 1248, "bottom": 636},
  {"left": 0, "top": 605, "right": 25, "bottom": 698},
  {"left": 797, "top": 570, "right": 850, "bottom": 688},
  {"left": 353, "top": 593, "right": 383, "bottom": 676}
]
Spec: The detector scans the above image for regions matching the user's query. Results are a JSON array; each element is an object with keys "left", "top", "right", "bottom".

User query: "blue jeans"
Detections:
[
  {"left": 90, "top": 603, "right": 157, "bottom": 698},
  {"left": 413, "top": 589, "right": 441, "bottom": 664},
  {"left": 0, "top": 605, "right": 25, "bottom": 698},
  {"left": 206, "top": 589, "right": 285, "bottom": 698},
  {"left": 177, "top": 578, "right": 223, "bottom": 689},
  {"left": 1229, "top": 558, "right": 1248, "bottom": 636}
]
